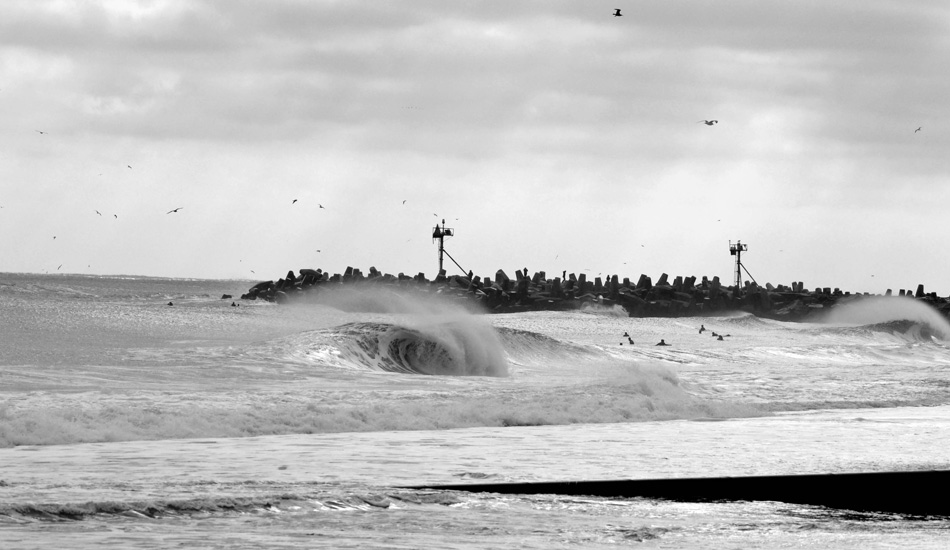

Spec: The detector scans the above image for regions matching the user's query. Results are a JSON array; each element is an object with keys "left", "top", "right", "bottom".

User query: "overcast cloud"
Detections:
[{"left": 1, "top": 1, "right": 948, "bottom": 294}]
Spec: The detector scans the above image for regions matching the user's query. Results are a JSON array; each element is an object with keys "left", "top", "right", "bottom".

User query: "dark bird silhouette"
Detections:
[
  {"left": 95, "top": 210, "right": 101, "bottom": 216},
  {"left": 57, "top": 264, "right": 62, "bottom": 270},
  {"left": 698, "top": 120, "right": 718, "bottom": 126},
  {"left": 915, "top": 126, "right": 922, "bottom": 133},
  {"left": 292, "top": 199, "right": 298, "bottom": 204},
  {"left": 166, "top": 207, "right": 183, "bottom": 214},
  {"left": 35, "top": 130, "right": 47, "bottom": 135},
  {"left": 113, "top": 214, "right": 117, "bottom": 219},
  {"left": 53, "top": 236, "right": 56, "bottom": 240},
  {"left": 613, "top": 8, "right": 622, "bottom": 16},
  {"left": 127, "top": 165, "right": 132, "bottom": 169},
  {"left": 402, "top": 200, "right": 407, "bottom": 204},
  {"left": 318, "top": 204, "right": 325, "bottom": 209}
]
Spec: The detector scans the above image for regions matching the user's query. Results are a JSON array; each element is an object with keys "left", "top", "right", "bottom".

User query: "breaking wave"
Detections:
[
  {"left": 821, "top": 297, "right": 950, "bottom": 341},
  {"left": 308, "top": 321, "right": 508, "bottom": 376},
  {"left": 820, "top": 320, "right": 940, "bottom": 343}
]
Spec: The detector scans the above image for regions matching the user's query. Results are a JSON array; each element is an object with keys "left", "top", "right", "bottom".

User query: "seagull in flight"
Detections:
[
  {"left": 292, "top": 199, "right": 298, "bottom": 204},
  {"left": 166, "top": 207, "right": 183, "bottom": 214},
  {"left": 915, "top": 126, "right": 922, "bottom": 133},
  {"left": 95, "top": 210, "right": 101, "bottom": 216},
  {"left": 35, "top": 130, "right": 47, "bottom": 135},
  {"left": 698, "top": 120, "right": 718, "bottom": 126},
  {"left": 127, "top": 165, "right": 132, "bottom": 169},
  {"left": 318, "top": 204, "right": 325, "bottom": 209},
  {"left": 613, "top": 9, "right": 622, "bottom": 16},
  {"left": 402, "top": 200, "right": 407, "bottom": 204}
]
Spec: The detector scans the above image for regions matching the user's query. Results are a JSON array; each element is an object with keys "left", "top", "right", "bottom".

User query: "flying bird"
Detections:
[
  {"left": 402, "top": 200, "right": 407, "bottom": 204},
  {"left": 127, "top": 165, "right": 132, "bottom": 169},
  {"left": 95, "top": 210, "right": 101, "bottom": 216},
  {"left": 292, "top": 199, "right": 298, "bottom": 204},
  {"left": 35, "top": 130, "right": 47, "bottom": 135},
  {"left": 613, "top": 9, "right": 622, "bottom": 16},
  {"left": 113, "top": 214, "right": 117, "bottom": 218},
  {"left": 318, "top": 204, "right": 325, "bottom": 209},
  {"left": 166, "top": 207, "right": 183, "bottom": 214},
  {"left": 57, "top": 264, "right": 62, "bottom": 270},
  {"left": 915, "top": 126, "right": 922, "bottom": 133},
  {"left": 698, "top": 120, "right": 718, "bottom": 126}
]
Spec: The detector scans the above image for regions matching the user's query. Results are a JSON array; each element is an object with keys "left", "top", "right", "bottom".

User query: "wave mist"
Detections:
[
  {"left": 297, "top": 285, "right": 509, "bottom": 377},
  {"left": 821, "top": 296, "right": 950, "bottom": 340}
]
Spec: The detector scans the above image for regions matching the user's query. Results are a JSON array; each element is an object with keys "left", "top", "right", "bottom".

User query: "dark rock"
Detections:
[
  {"left": 238, "top": 266, "right": 950, "bottom": 323},
  {"left": 636, "top": 274, "right": 651, "bottom": 290},
  {"left": 251, "top": 280, "right": 274, "bottom": 292}
]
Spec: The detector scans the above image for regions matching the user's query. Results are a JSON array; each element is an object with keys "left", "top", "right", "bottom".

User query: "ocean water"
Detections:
[{"left": 2, "top": 273, "right": 949, "bottom": 549}]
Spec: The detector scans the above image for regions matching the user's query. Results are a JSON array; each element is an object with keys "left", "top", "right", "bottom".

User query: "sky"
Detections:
[{"left": 1, "top": 0, "right": 949, "bottom": 295}]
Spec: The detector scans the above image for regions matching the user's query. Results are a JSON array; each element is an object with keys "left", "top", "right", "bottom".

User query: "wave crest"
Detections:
[
  {"left": 323, "top": 321, "right": 509, "bottom": 377},
  {"left": 822, "top": 297, "right": 950, "bottom": 340}
]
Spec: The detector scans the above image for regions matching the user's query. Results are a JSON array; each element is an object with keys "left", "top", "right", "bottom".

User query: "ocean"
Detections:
[{"left": 2, "top": 272, "right": 949, "bottom": 549}]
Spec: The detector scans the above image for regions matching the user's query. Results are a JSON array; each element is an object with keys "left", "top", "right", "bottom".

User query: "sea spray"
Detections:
[
  {"left": 293, "top": 285, "right": 509, "bottom": 376},
  {"left": 313, "top": 321, "right": 508, "bottom": 376},
  {"left": 821, "top": 296, "right": 950, "bottom": 340}
]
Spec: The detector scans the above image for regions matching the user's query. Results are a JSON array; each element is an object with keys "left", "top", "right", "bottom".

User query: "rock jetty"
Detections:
[{"left": 239, "top": 266, "right": 950, "bottom": 322}]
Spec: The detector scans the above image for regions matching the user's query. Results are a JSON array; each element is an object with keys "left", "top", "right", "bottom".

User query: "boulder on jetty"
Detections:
[{"left": 239, "top": 266, "right": 950, "bottom": 322}]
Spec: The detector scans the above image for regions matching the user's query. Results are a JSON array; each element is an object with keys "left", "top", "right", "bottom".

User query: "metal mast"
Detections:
[
  {"left": 729, "top": 240, "right": 756, "bottom": 294},
  {"left": 432, "top": 219, "right": 454, "bottom": 273}
]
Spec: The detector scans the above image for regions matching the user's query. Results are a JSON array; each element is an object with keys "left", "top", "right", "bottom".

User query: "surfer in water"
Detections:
[
  {"left": 699, "top": 324, "right": 706, "bottom": 334},
  {"left": 656, "top": 339, "right": 670, "bottom": 346}
]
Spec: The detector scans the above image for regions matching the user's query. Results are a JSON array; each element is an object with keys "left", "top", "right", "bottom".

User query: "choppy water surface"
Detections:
[{"left": 2, "top": 273, "right": 949, "bottom": 548}]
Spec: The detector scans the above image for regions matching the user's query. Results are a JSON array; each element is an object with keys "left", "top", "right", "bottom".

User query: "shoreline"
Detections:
[{"left": 239, "top": 266, "right": 950, "bottom": 322}]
